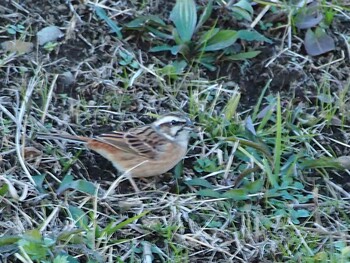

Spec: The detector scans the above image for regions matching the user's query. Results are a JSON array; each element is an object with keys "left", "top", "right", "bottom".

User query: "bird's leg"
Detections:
[{"left": 126, "top": 173, "right": 140, "bottom": 193}]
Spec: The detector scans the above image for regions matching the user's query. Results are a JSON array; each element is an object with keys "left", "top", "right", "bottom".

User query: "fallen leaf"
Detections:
[
  {"left": 304, "top": 28, "right": 335, "bottom": 56},
  {"left": 1, "top": 40, "right": 34, "bottom": 54},
  {"left": 37, "top": 25, "right": 64, "bottom": 45}
]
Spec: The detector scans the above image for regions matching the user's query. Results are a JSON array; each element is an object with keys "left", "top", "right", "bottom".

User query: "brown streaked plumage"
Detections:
[{"left": 38, "top": 113, "right": 194, "bottom": 191}]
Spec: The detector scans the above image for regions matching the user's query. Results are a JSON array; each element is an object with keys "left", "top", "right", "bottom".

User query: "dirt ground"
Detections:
[{"left": 1, "top": 0, "right": 350, "bottom": 262}]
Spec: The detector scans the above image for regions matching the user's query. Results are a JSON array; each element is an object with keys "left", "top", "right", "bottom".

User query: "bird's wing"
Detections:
[{"left": 96, "top": 125, "right": 168, "bottom": 159}]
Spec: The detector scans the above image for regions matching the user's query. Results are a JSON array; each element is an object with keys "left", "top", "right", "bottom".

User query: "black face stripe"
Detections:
[
  {"left": 160, "top": 120, "right": 186, "bottom": 128},
  {"left": 174, "top": 127, "right": 185, "bottom": 137}
]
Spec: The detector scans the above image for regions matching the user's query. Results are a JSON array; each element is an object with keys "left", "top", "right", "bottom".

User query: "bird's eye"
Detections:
[{"left": 171, "top": 120, "right": 178, "bottom": 125}]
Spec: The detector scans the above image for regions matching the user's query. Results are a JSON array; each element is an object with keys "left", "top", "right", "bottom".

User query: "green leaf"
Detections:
[
  {"left": 232, "top": 8, "right": 252, "bottom": 21},
  {"left": 244, "top": 179, "right": 264, "bottom": 193},
  {"left": 159, "top": 60, "right": 187, "bottom": 78},
  {"left": 95, "top": 7, "right": 122, "bottom": 39},
  {"left": 202, "top": 30, "right": 238, "bottom": 51},
  {"left": 199, "top": 61, "right": 217, "bottom": 71},
  {"left": 57, "top": 174, "right": 97, "bottom": 195},
  {"left": 100, "top": 211, "right": 148, "bottom": 237},
  {"left": 185, "top": 178, "right": 215, "bottom": 188},
  {"left": 195, "top": 0, "right": 213, "bottom": 31},
  {"left": 198, "top": 28, "right": 220, "bottom": 46},
  {"left": 18, "top": 230, "right": 48, "bottom": 260},
  {"left": 0, "top": 235, "right": 20, "bottom": 246},
  {"left": 170, "top": 0, "right": 197, "bottom": 43},
  {"left": 68, "top": 205, "right": 89, "bottom": 229},
  {"left": 146, "top": 26, "right": 173, "bottom": 40},
  {"left": 197, "top": 189, "right": 222, "bottom": 198},
  {"left": 0, "top": 183, "right": 9, "bottom": 196},
  {"left": 237, "top": 30, "right": 272, "bottom": 43},
  {"left": 304, "top": 27, "right": 335, "bottom": 56},
  {"left": 32, "top": 174, "right": 47, "bottom": 193},
  {"left": 197, "top": 54, "right": 217, "bottom": 71},
  {"left": 291, "top": 209, "right": 310, "bottom": 224},
  {"left": 173, "top": 161, "right": 184, "bottom": 179},
  {"left": 53, "top": 255, "right": 70, "bottom": 263},
  {"left": 150, "top": 45, "right": 182, "bottom": 55},
  {"left": 234, "top": 0, "right": 253, "bottom": 14},
  {"left": 194, "top": 158, "right": 219, "bottom": 172},
  {"left": 225, "top": 50, "right": 261, "bottom": 60},
  {"left": 222, "top": 189, "right": 250, "bottom": 200},
  {"left": 324, "top": 9, "right": 335, "bottom": 26},
  {"left": 232, "top": 0, "right": 253, "bottom": 21}
]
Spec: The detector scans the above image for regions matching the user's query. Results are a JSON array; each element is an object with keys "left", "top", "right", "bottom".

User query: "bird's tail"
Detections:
[{"left": 37, "top": 133, "right": 89, "bottom": 143}]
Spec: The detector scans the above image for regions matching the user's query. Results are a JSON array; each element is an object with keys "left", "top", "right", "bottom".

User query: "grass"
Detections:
[{"left": 1, "top": 0, "right": 350, "bottom": 262}]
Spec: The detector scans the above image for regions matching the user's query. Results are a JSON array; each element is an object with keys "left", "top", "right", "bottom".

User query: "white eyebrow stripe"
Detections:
[{"left": 153, "top": 116, "right": 184, "bottom": 126}]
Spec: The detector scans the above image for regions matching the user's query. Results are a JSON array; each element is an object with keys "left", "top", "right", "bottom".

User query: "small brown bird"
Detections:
[{"left": 39, "top": 113, "right": 194, "bottom": 191}]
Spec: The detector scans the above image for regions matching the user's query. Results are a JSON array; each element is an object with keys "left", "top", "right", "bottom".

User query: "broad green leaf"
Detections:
[
  {"left": 150, "top": 45, "right": 175, "bottom": 52},
  {"left": 202, "top": 30, "right": 238, "bottom": 51},
  {"left": 237, "top": 30, "right": 272, "bottom": 43},
  {"left": 57, "top": 174, "right": 97, "bottom": 195},
  {"left": 159, "top": 60, "right": 187, "bottom": 79},
  {"left": 32, "top": 174, "right": 46, "bottom": 193},
  {"left": 18, "top": 230, "right": 48, "bottom": 260},
  {"left": 95, "top": 7, "right": 122, "bottom": 39},
  {"left": 195, "top": 0, "right": 213, "bottom": 31},
  {"left": 222, "top": 189, "right": 249, "bottom": 200},
  {"left": 198, "top": 28, "right": 220, "bottom": 45},
  {"left": 244, "top": 179, "right": 263, "bottom": 193},
  {"left": 173, "top": 161, "right": 184, "bottom": 179},
  {"left": 146, "top": 26, "right": 173, "bottom": 40},
  {"left": 197, "top": 189, "right": 222, "bottom": 198},
  {"left": 53, "top": 255, "right": 73, "bottom": 263},
  {"left": 291, "top": 209, "right": 310, "bottom": 224},
  {"left": 232, "top": 7, "right": 252, "bottom": 21},
  {"left": 304, "top": 27, "right": 335, "bottom": 56},
  {"left": 170, "top": 0, "right": 197, "bottom": 43},
  {"left": 225, "top": 50, "right": 261, "bottom": 60},
  {"left": 194, "top": 157, "right": 219, "bottom": 173},
  {"left": 234, "top": 0, "right": 253, "bottom": 14},
  {"left": 199, "top": 61, "right": 217, "bottom": 71},
  {"left": 185, "top": 178, "right": 215, "bottom": 188},
  {"left": 150, "top": 45, "right": 182, "bottom": 55},
  {"left": 197, "top": 54, "right": 217, "bottom": 71},
  {"left": 170, "top": 60, "right": 187, "bottom": 73},
  {"left": 68, "top": 205, "right": 89, "bottom": 229},
  {"left": 232, "top": 0, "right": 253, "bottom": 21},
  {"left": 280, "top": 190, "right": 294, "bottom": 200}
]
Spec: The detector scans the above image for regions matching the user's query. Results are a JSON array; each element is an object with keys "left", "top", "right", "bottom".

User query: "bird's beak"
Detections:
[{"left": 184, "top": 118, "right": 197, "bottom": 132}]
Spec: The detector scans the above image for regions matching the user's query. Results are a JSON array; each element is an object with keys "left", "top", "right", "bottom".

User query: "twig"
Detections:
[{"left": 16, "top": 78, "right": 37, "bottom": 186}]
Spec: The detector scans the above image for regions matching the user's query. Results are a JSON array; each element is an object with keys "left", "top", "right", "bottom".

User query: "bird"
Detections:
[{"left": 38, "top": 113, "right": 194, "bottom": 192}]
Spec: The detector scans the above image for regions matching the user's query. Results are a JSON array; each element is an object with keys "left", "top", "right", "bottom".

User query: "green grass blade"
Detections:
[{"left": 272, "top": 94, "right": 282, "bottom": 187}]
